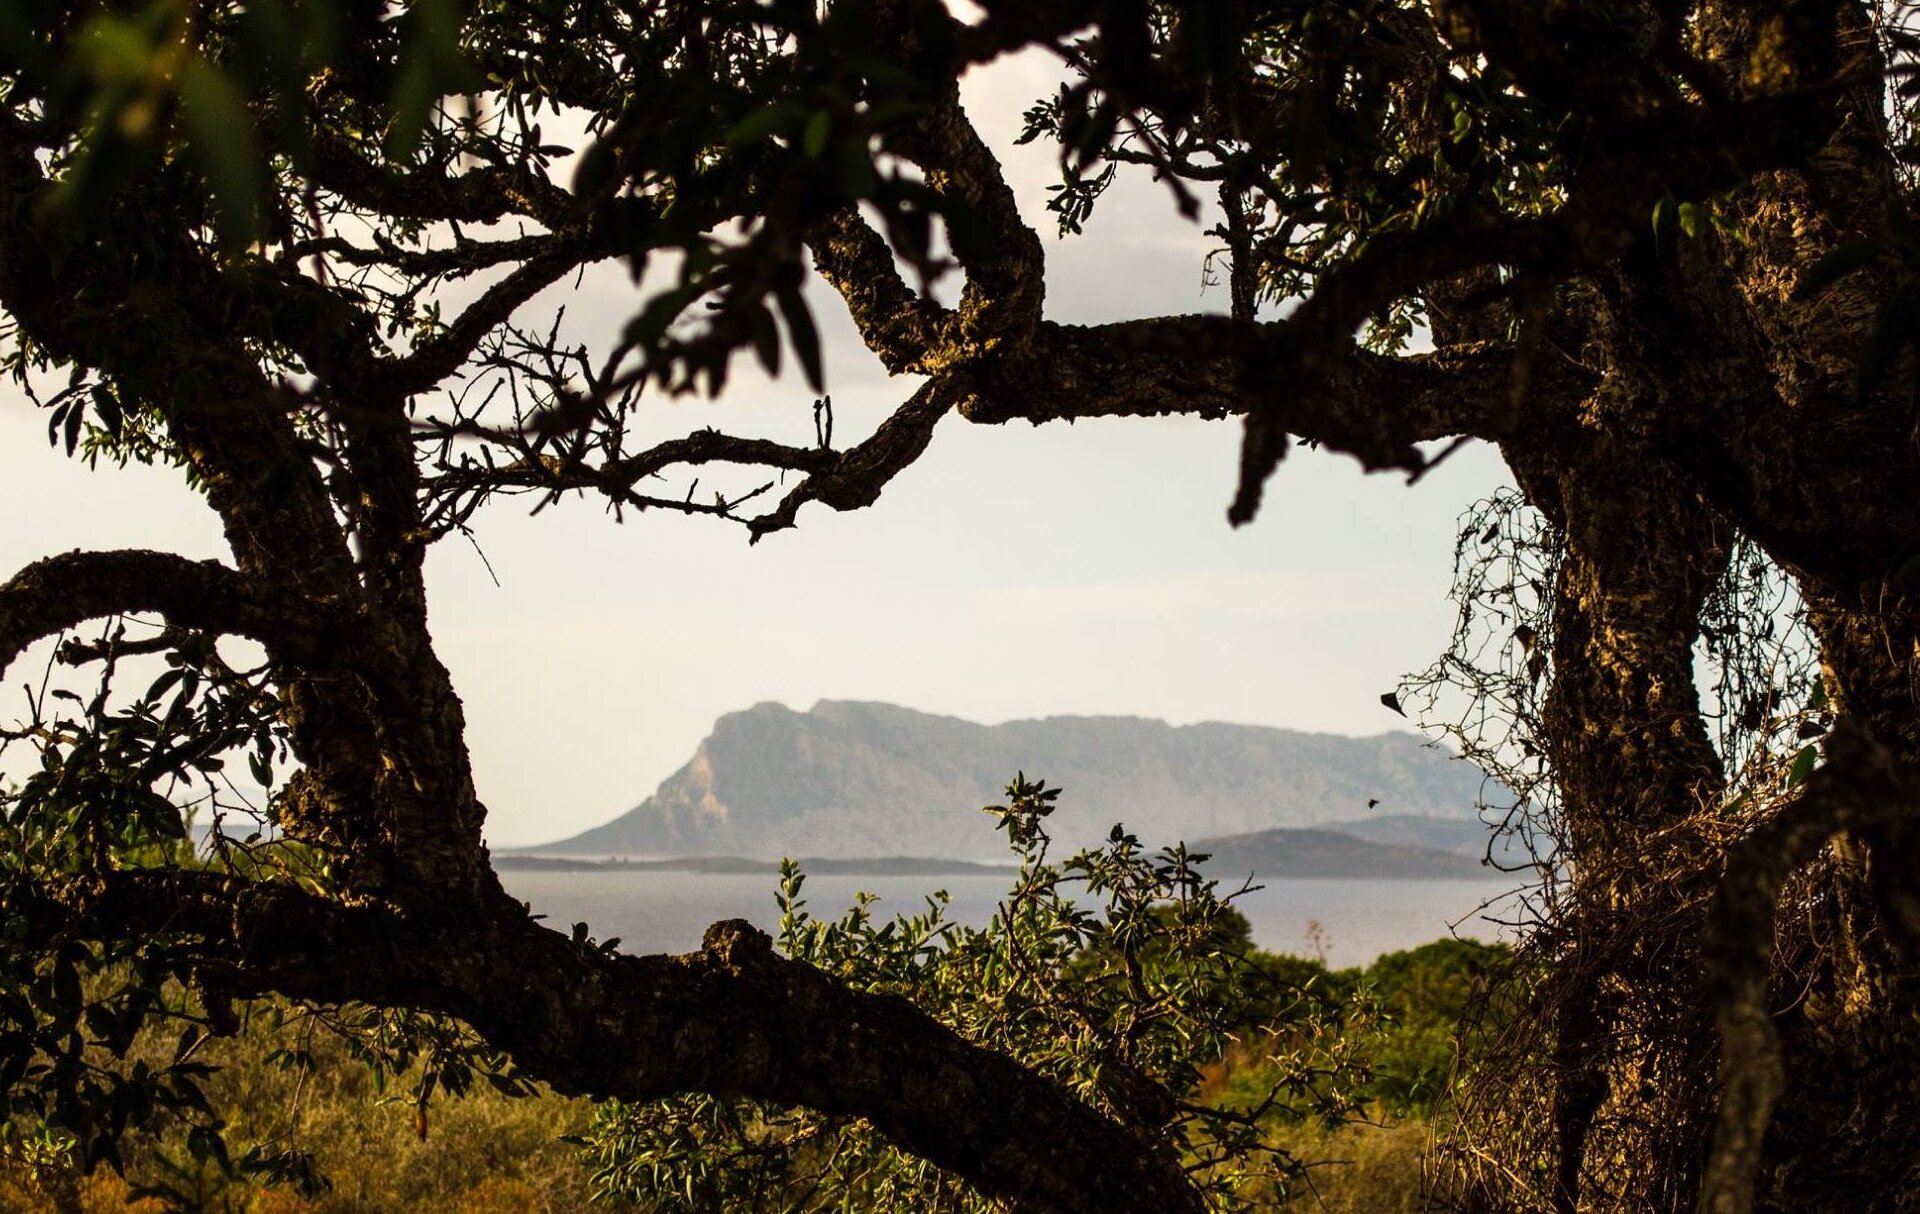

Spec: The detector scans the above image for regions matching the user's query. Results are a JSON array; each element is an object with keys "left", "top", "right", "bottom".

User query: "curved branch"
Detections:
[
  {"left": 891, "top": 81, "right": 1047, "bottom": 345},
  {"left": 824, "top": 1, "right": 1043, "bottom": 353},
  {"left": 422, "top": 381, "right": 957, "bottom": 543},
  {"left": 0, "top": 550, "right": 322, "bottom": 676},
  {"left": 31, "top": 869, "right": 1207, "bottom": 1214},
  {"left": 807, "top": 207, "right": 949, "bottom": 373},
  {"left": 747, "top": 377, "right": 956, "bottom": 540},
  {"left": 420, "top": 427, "right": 834, "bottom": 526}
]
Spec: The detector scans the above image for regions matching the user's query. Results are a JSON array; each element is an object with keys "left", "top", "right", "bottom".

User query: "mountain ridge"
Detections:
[
  {"left": 527, "top": 700, "right": 1490, "bottom": 861},
  {"left": 494, "top": 826, "right": 1493, "bottom": 880}
]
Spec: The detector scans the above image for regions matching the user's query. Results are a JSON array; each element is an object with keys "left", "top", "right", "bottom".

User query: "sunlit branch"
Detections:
[
  {"left": 888, "top": 83, "right": 1046, "bottom": 343},
  {"left": 807, "top": 207, "right": 948, "bottom": 373}
]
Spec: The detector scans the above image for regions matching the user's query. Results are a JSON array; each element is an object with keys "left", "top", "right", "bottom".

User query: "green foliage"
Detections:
[
  {"left": 3, "top": 629, "right": 282, "bottom": 875},
  {"left": 2, "top": 997, "right": 607, "bottom": 1214},
  {"left": 1197, "top": 938, "right": 1508, "bottom": 1126},
  {"left": 0, "top": 620, "right": 541, "bottom": 1211},
  {"left": 0, "top": 625, "right": 284, "bottom": 1192},
  {"left": 4, "top": 0, "right": 990, "bottom": 405},
  {"left": 0, "top": 970, "right": 544, "bottom": 1212},
  {"left": 578, "top": 775, "right": 1381, "bottom": 1212},
  {"left": 1351, "top": 939, "right": 1505, "bottom": 1116}
]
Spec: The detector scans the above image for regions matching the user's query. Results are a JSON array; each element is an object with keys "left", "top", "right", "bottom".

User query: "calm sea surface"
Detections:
[{"left": 497, "top": 870, "right": 1530, "bottom": 970}]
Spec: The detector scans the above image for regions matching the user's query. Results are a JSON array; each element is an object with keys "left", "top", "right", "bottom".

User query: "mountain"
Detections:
[
  {"left": 528, "top": 700, "right": 1489, "bottom": 861},
  {"left": 1192, "top": 827, "right": 1488, "bottom": 880},
  {"left": 492, "top": 854, "right": 1012, "bottom": 876}
]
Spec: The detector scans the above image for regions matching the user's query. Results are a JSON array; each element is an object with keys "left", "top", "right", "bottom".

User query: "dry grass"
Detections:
[
  {"left": 3, "top": 1010, "right": 614, "bottom": 1214},
  {"left": 1273, "top": 1119, "right": 1437, "bottom": 1214}
]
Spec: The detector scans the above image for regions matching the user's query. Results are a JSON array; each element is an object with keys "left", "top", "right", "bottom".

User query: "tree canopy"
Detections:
[{"left": 4, "top": 2, "right": 1920, "bottom": 1212}]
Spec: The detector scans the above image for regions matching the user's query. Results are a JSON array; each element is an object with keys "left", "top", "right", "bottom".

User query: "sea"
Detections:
[{"left": 497, "top": 869, "right": 1533, "bottom": 970}]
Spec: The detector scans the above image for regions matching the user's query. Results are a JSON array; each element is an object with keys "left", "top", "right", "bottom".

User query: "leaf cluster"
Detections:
[{"left": 577, "top": 775, "right": 1381, "bottom": 1213}]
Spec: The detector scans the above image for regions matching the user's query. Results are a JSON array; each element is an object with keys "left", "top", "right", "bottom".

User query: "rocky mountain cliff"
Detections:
[{"left": 530, "top": 701, "right": 1490, "bottom": 860}]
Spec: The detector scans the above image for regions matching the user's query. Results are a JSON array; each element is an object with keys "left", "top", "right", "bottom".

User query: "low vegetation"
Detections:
[
  {"left": 3, "top": 781, "right": 1506, "bottom": 1213},
  {"left": 3, "top": 947, "right": 1494, "bottom": 1214}
]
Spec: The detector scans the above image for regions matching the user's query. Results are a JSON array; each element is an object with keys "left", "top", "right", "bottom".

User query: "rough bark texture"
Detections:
[{"left": 1498, "top": 430, "right": 1731, "bottom": 1213}]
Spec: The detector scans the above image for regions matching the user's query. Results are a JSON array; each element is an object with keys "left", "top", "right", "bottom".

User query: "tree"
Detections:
[{"left": 1, "top": 2, "right": 1917, "bottom": 1212}]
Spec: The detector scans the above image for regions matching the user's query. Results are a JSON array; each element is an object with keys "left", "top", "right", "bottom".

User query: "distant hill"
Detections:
[
  {"left": 1307, "top": 813, "right": 1484, "bottom": 857},
  {"left": 492, "top": 854, "right": 1013, "bottom": 877},
  {"left": 526, "top": 700, "right": 1489, "bottom": 861},
  {"left": 1193, "top": 827, "right": 1488, "bottom": 880}
]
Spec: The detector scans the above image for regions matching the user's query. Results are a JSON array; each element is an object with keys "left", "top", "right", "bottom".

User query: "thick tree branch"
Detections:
[
  {"left": 0, "top": 550, "right": 319, "bottom": 678},
  {"left": 964, "top": 317, "right": 1544, "bottom": 442},
  {"left": 807, "top": 207, "right": 949, "bottom": 374},
  {"left": 29, "top": 869, "right": 1207, "bottom": 1214}
]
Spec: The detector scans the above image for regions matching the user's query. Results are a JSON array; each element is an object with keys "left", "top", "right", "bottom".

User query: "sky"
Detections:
[{"left": 0, "top": 47, "right": 1511, "bottom": 847}]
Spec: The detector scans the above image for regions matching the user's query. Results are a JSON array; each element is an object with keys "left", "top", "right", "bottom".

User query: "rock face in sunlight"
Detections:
[{"left": 533, "top": 700, "right": 1489, "bottom": 859}]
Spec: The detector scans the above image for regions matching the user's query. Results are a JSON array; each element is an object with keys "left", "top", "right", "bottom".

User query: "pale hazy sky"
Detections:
[{"left": 0, "top": 49, "right": 1510, "bottom": 846}]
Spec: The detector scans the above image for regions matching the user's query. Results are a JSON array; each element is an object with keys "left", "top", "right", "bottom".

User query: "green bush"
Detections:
[{"left": 581, "top": 777, "right": 1380, "bottom": 1213}]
